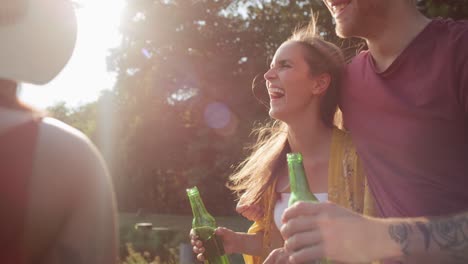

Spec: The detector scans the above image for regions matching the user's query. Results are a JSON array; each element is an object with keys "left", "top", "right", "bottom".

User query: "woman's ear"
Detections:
[{"left": 311, "top": 73, "right": 331, "bottom": 95}]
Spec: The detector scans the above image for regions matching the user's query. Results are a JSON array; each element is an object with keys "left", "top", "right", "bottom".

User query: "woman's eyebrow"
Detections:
[{"left": 270, "top": 59, "right": 293, "bottom": 68}]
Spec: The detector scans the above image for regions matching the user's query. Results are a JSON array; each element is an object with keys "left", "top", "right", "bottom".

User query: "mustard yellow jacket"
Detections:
[{"left": 243, "top": 128, "right": 377, "bottom": 264}]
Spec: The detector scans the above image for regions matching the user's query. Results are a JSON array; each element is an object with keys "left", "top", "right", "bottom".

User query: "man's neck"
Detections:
[{"left": 365, "top": 8, "right": 430, "bottom": 72}]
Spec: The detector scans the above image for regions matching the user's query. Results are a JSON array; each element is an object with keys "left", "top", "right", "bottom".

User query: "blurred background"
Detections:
[{"left": 18, "top": 0, "right": 468, "bottom": 263}]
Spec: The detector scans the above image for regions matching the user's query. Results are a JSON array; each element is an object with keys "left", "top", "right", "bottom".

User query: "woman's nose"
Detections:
[{"left": 264, "top": 68, "right": 276, "bottom": 81}]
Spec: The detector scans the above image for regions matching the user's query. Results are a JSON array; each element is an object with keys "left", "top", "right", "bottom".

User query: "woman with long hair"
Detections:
[{"left": 191, "top": 19, "right": 375, "bottom": 264}]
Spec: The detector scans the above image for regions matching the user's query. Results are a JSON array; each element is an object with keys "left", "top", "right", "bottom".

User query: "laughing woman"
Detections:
[{"left": 191, "top": 19, "right": 376, "bottom": 264}]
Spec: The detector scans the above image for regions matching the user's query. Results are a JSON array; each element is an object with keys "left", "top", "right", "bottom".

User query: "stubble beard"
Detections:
[{"left": 335, "top": 21, "right": 357, "bottom": 39}]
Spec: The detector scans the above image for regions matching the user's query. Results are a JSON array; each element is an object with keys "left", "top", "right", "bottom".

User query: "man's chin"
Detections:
[{"left": 335, "top": 25, "right": 355, "bottom": 39}]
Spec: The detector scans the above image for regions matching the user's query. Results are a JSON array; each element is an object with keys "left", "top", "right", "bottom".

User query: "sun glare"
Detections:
[{"left": 19, "top": 0, "right": 125, "bottom": 108}]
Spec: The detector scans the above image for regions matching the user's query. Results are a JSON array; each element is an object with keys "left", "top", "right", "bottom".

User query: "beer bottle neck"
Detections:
[
  {"left": 188, "top": 193, "right": 209, "bottom": 218},
  {"left": 288, "top": 160, "right": 311, "bottom": 194}
]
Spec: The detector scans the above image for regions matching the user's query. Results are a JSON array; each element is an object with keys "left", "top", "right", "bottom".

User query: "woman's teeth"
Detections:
[{"left": 269, "top": 87, "right": 285, "bottom": 98}]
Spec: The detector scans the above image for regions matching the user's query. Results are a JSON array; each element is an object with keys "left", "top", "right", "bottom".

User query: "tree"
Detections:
[
  {"left": 46, "top": 101, "right": 97, "bottom": 140},
  {"left": 419, "top": 0, "right": 468, "bottom": 19},
  {"left": 102, "top": 0, "right": 468, "bottom": 215}
]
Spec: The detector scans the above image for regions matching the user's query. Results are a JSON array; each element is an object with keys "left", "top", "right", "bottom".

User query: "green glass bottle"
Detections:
[
  {"left": 187, "top": 186, "right": 230, "bottom": 264},
  {"left": 287, "top": 152, "right": 319, "bottom": 206},
  {"left": 287, "top": 153, "right": 331, "bottom": 264}
]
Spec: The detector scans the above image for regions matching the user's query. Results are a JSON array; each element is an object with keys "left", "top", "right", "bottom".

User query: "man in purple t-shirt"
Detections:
[{"left": 268, "top": 0, "right": 468, "bottom": 263}]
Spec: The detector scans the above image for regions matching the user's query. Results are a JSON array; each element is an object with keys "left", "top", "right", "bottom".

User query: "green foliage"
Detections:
[
  {"left": 121, "top": 243, "right": 151, "bottom": 264},
  {"left": 105, "top": 0, "right": 343, "bottom": 215},
  {"left": 119, "top": 225, "right": 178, "bottom": 264},
  {"left": 50, "top": 0, "right": 468, "bottom": 216},
  {"left": 120, "top": 243, "right": 177, "bottom": 264},
  {"left": 46, "top": 101, "right": 98, "bottom": 140},
  {"left": 419, "top": 0, "right": 468, "bottom": 19}
]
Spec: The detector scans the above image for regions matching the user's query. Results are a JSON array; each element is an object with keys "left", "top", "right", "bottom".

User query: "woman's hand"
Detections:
[
  {"left": 236, "top": 195, "right": 264, "bottom": 221},
  {"left": 189, "top": 227, "right": 241, "bottom": 262}
]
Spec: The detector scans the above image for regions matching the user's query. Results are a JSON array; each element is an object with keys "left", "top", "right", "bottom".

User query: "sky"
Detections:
[{"left": 19, "top": 0, "right": 125, "bottom": 109}]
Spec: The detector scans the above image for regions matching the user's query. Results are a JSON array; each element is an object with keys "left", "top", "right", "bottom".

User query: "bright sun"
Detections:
[{"left": 19, "top": 0, "right": 125, "bottom": 109}]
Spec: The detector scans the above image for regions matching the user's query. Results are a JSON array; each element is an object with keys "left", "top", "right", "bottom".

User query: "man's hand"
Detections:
[
  {"left": 280, "top": 201, "right": 399, "bottom": 263},
  {"left": 263, "top": 247, "right": 291, "bottom": 264}
]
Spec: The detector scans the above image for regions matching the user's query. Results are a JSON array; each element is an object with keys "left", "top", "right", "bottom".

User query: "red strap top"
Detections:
[{"left": 0, "top": 119, "right": 40, "bottom": 263}]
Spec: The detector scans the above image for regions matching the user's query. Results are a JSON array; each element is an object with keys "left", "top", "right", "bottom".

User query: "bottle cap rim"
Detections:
[
  {"left": 287, "top": 152, "right": 303, "bottom": 162},
  {"left": 186, "top": 186, "right": 200, "bottom": 196}
]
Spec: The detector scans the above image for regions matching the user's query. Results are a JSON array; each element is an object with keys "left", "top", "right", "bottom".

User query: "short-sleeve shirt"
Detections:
[{"left": 341, "top": 18, "right": 468, "bottom": 218}]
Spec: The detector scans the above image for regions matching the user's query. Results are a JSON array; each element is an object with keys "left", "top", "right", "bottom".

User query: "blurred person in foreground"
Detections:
[{"left": 0, "top": 0, "right": 118, "bottom": 263}]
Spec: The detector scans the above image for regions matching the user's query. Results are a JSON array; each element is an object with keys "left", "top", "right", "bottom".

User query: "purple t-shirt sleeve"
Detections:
[
  {"left": 461, "top": 51, "right": 468, "bottom": 114},
  {"left": 455, "top": 21, "right": 468, "bottom": 114},
  {"left": 462, "top": 62, "right": 468, "bottom": 114},
  {"left": 341, "top": 19, "right": 468, "bottom": 218}
]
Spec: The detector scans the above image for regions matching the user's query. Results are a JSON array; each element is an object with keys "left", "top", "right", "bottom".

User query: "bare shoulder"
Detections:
[
  {"left": 30, "top": 117, "right": 112, "bottom": 217},
  {"left": 38, "top": 117, "right": 100, "bottom": 157},
  {"left": 35, "top": 117, "right": 107, "bottom": 180},
  {"left": 24, "top": 117, "right": 117, "bottom": 264}
]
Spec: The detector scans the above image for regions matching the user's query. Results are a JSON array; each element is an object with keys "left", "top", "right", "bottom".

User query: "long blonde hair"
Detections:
[
  {"left": 228, "top": 18, "right": 345, "bottom": 206},
  {"left": 228, "top": 120, "right": 289, "bottom": 205}
]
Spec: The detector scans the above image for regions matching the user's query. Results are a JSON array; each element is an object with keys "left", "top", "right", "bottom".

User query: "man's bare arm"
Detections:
[{"left": 388, "top": 211, "right": 468, "bottom": 263}]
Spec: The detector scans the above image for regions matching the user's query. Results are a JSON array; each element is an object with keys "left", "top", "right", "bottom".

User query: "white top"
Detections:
[{"left": 274, "top": 192, "right": 328, "bottom": 231}]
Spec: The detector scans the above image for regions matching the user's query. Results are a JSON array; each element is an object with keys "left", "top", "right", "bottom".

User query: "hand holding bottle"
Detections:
[
  {"left": 281, "top": 201, "right": 385, "bottom": 263},
  {"left": 190, "top": 227, "right": 265, "bottom": 261},
  {"left": 286, "top": 153, "right": 329, "bottom": 264},
  {"left": 190, "top": 227, "right": 242, "bottom": 261},
  {"left": 187, "top": 186, "right": 231, "bottom": 264}
]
